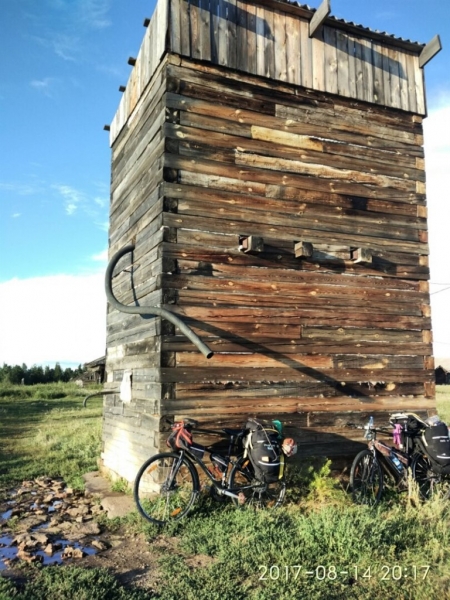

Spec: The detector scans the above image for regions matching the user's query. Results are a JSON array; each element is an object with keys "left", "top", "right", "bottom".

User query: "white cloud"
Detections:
[
  {"left": 11, "top": 213, "right": 21, "bottom": 218},
  {"left": 92, "top": 249, "right": 108, "bottom": 262},
  {"left": 78, "top": 0, "right": 112, "bottom": 29},
  {"left": 31, "top": 33, "right": 81, "bottom": 62},
  {"left": 424, "top": 102, "right": 450, "bottom": 357},
  {"left": 30, "top": 77, "right": 55, "bottom": 96},
  {"left": 94, "top": 196, "right": 107, "bottom": 208},
  {"left": 0, "top": 273, "right": 106, "bottom": 366},
  {"left": 52, "top": 184, "right": 85, "bottom": 215},
  {"left": 52, "top": 33, "right": 81, "bottom": 61}
]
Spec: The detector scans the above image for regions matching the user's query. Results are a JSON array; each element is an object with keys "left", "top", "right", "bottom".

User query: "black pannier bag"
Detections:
[
  {"left": 243, "top": 419, "right": 285, "bottom": 483},
  {"left": 423, "top": 422, "right": 450, "bottom": 473}
]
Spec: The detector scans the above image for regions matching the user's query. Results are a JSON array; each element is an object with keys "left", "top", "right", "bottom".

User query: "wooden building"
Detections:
[
  {"left": 102, "top": 0, "right": 441, "bottom": 482},
  {"left": 435, "top": 364, "right": 450, "bottom": 385}
]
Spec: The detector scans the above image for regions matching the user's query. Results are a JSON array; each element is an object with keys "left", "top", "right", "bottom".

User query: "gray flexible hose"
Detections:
[{"left": 105, "top": 244, "right": 213, "bottom": 359}]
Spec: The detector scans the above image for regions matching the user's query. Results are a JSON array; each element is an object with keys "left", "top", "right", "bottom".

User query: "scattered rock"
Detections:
[
  {"left": 78, "top": 522, "right": 101, "bottom": 536},
  {"left": 17, "top": 548, "right": 43, "bottom": 563},
  {"left": 44, "top": 543, "right": 54, "bottom": 555},
  {"left": 62, "top": 546, "right": 85, "bottom": 560},
  {"left": 91, "top": 539, "right": 108, "bottom": 551},
  {"left": 1, "top": 474, "right": 134, "bottom": 573},
  {"left": 31, "top": 532, "right": 48, "bottom": 545}
]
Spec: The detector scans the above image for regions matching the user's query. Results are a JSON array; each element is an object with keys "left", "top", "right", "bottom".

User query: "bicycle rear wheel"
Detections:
[
  {"left": 411, "top": 454, "right": 450, "bottom": 500},
  {"left": 228, "top": 457, "right": 286, "bottom": 508},
  {"left": 350, "top": 449, "right": 384, "bottom": 506},
  {"left": 133, "top": 452, "right": 199, "bottom": 525}
]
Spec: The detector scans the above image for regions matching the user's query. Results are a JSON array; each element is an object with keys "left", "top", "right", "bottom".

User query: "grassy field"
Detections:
[
  {"left": 0, "top": 382, "right": 103, "bottom": 489},
  {"left": 1, "top": 383, "right": 450, "bottom": 599}
]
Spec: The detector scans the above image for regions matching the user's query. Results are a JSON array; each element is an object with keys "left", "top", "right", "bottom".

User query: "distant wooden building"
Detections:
[
  {"left": 102, "top": 0, "right": 441, "bottom": 482},
  {"left": 435, "top": 366, "right": 450, "bottom": 385}
]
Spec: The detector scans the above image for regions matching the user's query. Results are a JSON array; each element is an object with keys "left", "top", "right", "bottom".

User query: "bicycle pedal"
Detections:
[{"left": 238, "top": 492, "right": 246, "bottom": 505}]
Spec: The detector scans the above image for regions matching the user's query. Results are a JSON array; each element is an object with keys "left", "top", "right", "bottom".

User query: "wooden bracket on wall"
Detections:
[
  {"left": 128, "top": 57, "right": 137, "bottom": 66},
  {"left": 143, "top": 18, "right": 150, "bottom": 27},
  {"left": 419, "top": 34, "right": 442, "bottom": 68},
  {"left": 351, "top": 248, "right": 372, "bottom": 264},
  {"left": 294, "top": 241, "right": 314, "bottom": 258},
  {"left": 119, "top": 85, "right": 126, "bottom": 92},
  {"left": 239, "top": 236, "right": 264, "bottom": 253},
  {"left": 309, "top": 0, "right": 331, "bottom": 38}
]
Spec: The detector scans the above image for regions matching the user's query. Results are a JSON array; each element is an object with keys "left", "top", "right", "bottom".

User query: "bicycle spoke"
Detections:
[
  {"left": 350, "top": 449, "right": 383, "bottom": 506},
  {"left": 228, "top": 457, "right": 286, "bottom": 509},
  {"left": 134, "top": 453, "right": 198, "bottom": 525},
  {"left": 412, "top": 454, "right": 450, "bottom": 500}
]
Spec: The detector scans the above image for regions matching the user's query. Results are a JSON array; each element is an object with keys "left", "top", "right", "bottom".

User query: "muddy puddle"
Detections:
[{"left": 0, "top": 477, "right": 109, "bottom": 570}]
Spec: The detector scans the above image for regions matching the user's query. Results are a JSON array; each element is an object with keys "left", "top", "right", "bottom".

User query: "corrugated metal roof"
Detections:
[{"left": 284, "top": 0, "right": 425, "bottom": 48}]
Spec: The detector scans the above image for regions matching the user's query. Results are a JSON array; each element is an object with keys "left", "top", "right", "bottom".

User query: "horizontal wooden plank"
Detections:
[
  {"left": 163, "top": 208, "right": 428, "bottom": 256},
  {"left": 156, "top": 367, "right": 433, "bottom": 384},
  {"left": 166, "top": 90, "right": 424, "bottom": 157},
  {"left": 162, "top": 335, "right": 433, "bottom": 356},
  {"left": 172, "top": 381, "right": 428, "bottom": 401},
  {"left": 170, "top": 288, "right": 426, "bottom": 316},
  {"left": 162, "top": 238, "right": 429, "bottom": 281},
  {"left": 176, "top": 352, "right": 424, "bottom": 370}
]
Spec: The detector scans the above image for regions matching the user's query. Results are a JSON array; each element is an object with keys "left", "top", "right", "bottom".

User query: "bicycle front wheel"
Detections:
[
  {"left": 133, "top": 452, "right": 199, "bottom": 525},
  {"left": 228, "top": 457, "right": 286, "bottom": 508},
  {"left": 350, "top": 449, "right": 384, "bottom": 506}
]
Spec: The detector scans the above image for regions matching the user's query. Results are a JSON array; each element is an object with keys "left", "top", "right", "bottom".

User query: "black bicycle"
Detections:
[
  {"left": 133, "top": 419, "right": 286, "bottom": 525},
  {"left": 349, "top": 414, "right": 450, "bottom": 506},
  {"left": 348, "top": 416, "right": 415, "bottom": 506}
]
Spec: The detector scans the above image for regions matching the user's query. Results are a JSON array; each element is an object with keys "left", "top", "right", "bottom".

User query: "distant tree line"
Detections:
[{"left": 0, "top": 363, "right": 84, "bottom": 385}]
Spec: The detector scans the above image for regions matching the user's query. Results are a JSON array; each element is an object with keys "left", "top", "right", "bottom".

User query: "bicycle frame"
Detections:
[
  {"left": 368, "top": 436, "right": 411, "bottom": 486},
  {"left": 182, "top": 448, "right": 245, "bottom": 499}
]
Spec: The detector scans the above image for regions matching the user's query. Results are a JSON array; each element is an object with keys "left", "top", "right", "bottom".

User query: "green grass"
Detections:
[
  {"left": 150, "top": 498, "right": 450, "bottom": 600},
  {"left": 436, "top": 385, "right": 450, "bottom": 422},
  {"left": 1, "top": 382, "right": 450, "bottom": 599},
  {"left": 0, "top": 382, "right": 102, "bottom": 489},
  {"left": 0, "top": 566, "right": 149, "bottom": 600}
]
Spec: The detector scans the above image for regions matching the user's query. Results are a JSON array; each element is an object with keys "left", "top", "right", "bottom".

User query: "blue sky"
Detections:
[{"left": 0, "top": 0, "right": 449, "bottom": 367}]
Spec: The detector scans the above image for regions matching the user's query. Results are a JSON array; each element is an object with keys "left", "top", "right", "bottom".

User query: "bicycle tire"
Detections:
[
  {"left": 133, "top": 452, "right": 199, "bottom": 525},
  {"left": 228, "top": 456, "right": 286, "bottom": 508},
  {"left": 350, "top": 449, "right": 384, "bottom": 507},
  {"left": 411, "top": 453, "right": 450, "bottom": 500}
]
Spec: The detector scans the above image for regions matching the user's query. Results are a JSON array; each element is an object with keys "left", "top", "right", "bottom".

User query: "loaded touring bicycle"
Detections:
[{"left": 349, "top": 412, "right": 450, "bottom": 505}]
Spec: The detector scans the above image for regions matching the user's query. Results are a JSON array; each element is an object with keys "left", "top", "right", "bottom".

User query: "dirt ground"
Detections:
[{"left": 0, "top": 476, "right": 173, "bottom": 594}]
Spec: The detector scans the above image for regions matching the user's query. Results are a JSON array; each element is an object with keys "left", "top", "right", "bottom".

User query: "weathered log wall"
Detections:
[{"left": 103, "top": 51, "right": 434, "bottom": 481}]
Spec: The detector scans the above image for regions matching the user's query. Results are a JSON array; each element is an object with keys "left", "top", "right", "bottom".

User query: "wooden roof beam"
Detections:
[
  {"left": 309, "top": 0, "right": 331, "bottom": 38},
  {"left": 419, "top": 34, "right": 442, "bottom": 68}
]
